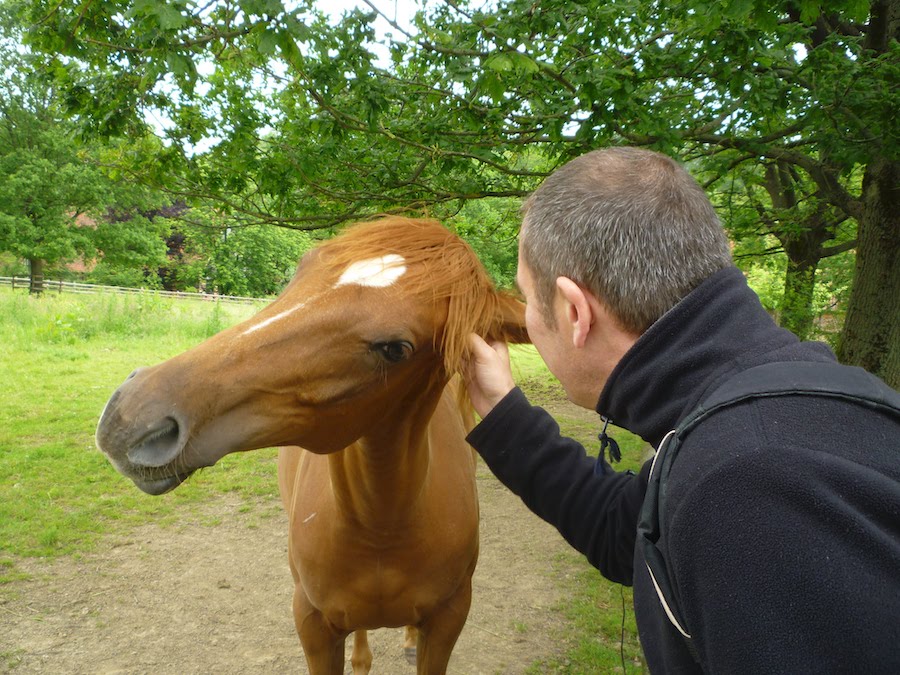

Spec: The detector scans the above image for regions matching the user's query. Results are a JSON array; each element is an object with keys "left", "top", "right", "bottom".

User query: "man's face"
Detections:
[{"left": 516, "top": 233, "right": 641, "bottom": 410}]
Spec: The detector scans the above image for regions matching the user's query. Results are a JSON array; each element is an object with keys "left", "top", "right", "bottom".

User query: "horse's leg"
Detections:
[
  {"left": 415, "top": 578, "right": 473, "bottom": 675},
  {"left": 403, "top": 625, "right": 418, "bottom": 664},
  {"left": 350, "top": 630, "right": 372, "bottom": 675},
  {"left": 292, "top": 585, "right": 345, "bottom": 675}
]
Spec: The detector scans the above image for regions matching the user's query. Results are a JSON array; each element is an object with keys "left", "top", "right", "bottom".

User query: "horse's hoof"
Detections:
[{"left": 404, "top": 646, "right": 417, "bottom": 665}]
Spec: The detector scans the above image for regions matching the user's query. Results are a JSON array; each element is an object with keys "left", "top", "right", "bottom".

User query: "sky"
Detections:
[{"left": 324, "top": 0, "right": 418, "bottom": 33}]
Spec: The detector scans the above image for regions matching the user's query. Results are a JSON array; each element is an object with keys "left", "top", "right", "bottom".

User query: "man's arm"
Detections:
[{"left": 464, "top": 335, "right": 649, "bottom": 584}]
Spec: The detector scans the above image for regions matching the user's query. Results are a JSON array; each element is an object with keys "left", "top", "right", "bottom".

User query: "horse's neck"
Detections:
[
  {"left": 328, "top": 384, "right": 445, "bottom": 531},
  {"left": 330, "top": 435, "right": 430, "bottom": 529}
]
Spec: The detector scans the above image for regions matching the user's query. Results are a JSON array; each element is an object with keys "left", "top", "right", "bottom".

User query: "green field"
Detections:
[
  {"left": 0, "top": 290, "right": 276, "bottom": 566},
  {"left": 0, "top": 288, "right": 645, "bottom": 671}
]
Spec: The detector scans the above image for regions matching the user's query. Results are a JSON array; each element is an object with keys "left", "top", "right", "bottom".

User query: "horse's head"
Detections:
[{"left": 95, "top": 217, "right": 527, "bottom": 495}]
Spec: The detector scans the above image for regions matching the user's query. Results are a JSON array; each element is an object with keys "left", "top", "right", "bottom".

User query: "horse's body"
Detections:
[
  {"left": 95, "top": 218, "right": 526, "bottom": 674},
  {"left": 278, "top": 382, "right": 479, "bottom": 673}
]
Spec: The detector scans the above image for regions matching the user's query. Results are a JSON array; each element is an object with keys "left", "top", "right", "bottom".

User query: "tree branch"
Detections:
[
  {"left": 690, "top": 133, "right": 864, "bottom": 220},
  {"left": 819, "top": 239, "right": 858, "bottom": 257}
]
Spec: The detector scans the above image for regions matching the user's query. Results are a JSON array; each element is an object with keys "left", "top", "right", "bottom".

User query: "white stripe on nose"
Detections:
[{"left": 242, "top": 301, "right": 308, "bottom": 335}]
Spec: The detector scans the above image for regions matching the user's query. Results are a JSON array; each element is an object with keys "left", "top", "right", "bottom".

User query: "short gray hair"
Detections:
[{"left": 520, "top": 147, "right": 732, "bottom": 333}]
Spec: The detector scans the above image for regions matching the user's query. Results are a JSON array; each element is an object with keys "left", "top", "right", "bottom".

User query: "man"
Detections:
[{"left": 463, "top": 147, "right": 900, "bottom": 673}]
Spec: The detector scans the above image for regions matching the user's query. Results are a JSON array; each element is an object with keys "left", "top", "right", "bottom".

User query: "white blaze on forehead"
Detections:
[
  {"left": 335, "top": 254, "right": 407, "bottom": 288},
  {"left": 241, "top": 254, "right": 406, "bottom": 337}
]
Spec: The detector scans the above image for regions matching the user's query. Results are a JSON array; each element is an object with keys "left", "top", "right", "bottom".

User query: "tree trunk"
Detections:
[
  {"left": 763, "top": 161, "right": 822, "bottom": 341},
  {"left": 780, "top": 257, "right": 817, "bottom": 341},
  {"left": 836, "top": 159, "right": 900, "bottom": 389},
  {"left": 29, "top": 258, "right": 45, "bottom": 295}
]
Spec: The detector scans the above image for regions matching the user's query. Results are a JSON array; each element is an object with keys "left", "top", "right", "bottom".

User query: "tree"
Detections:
[
  {"left": 0, "top": 45, "right": 169, "bottom": 293},
  {"left": 452, "top": 197, "right": 521, "bottom": 289},
  {"left": 391, "top": 0, "right": 898, "bottom": 383},
  {"left": 758, "top": 165, "right": 854, "bottom": 341},
  {"left": 88, "top": 200, "right": 186, "bottom": 288},
  {"left": 168, "top": 208, "right": 314, "bottom": 296},
  {"left": 839, "top": 156, "right": 899, "bottom": 382},
  {"left": 0, "top": 62, "right": 107, "bottom": 293},
  {"left": 714, "top": 160, "right": 858, "bottom": 340},
  {"left": 9, "top": 0, "right": 897, "bottom": 384}
]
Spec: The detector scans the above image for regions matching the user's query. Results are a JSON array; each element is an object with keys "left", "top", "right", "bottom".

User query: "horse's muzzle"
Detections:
[{"left": 96, "top": 369, "right": 197, "bottom": 495}]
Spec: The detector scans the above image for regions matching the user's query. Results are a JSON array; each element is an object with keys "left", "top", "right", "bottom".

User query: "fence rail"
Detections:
[{"left": 0, "top": 276, "right": 272, "bottom": 305}]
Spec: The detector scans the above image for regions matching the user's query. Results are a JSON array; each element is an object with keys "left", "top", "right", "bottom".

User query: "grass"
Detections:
[
  {"left": 0, "top": 288, "right": 647, "bottom": 671},
  {"left": 0, "top": 289, "right": 276, "bottom": 574},
  {"left": 524, "top": 549, "right": 644, "bottom": 674},
  {"left": 1, "top": 649, "right": 25, "bottom": 671}
]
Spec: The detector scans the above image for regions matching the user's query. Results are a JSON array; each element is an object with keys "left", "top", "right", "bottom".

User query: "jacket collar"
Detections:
[{"left": 595, "top": 266, "right": 802, "bottom": 447}]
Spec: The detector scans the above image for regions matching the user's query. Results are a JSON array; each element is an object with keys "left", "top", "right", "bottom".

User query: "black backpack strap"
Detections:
[
  {"left": 685, "top": 361, "right": 900, "bottom": 434},
  {"left": 636, "top": 361, "right": 900, "bottom": 662}
]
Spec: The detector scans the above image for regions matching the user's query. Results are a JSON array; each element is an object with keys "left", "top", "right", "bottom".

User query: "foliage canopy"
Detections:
[{"left": 2, "top": 0, "right": 897, "bottom": 383}]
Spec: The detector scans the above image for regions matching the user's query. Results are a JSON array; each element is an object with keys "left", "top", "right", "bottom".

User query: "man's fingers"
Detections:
[
  {"left": 489, "top": 339, "right": 510, "bottom": 364},
  {"left": 467, "top": 332, "right": 490, "bottom": 357},
  {"left": 463, "top": 333, "right": 516, "bottom": 417},
  {"left": 467, "top": 333, "right": 509, "bottom": 363}
]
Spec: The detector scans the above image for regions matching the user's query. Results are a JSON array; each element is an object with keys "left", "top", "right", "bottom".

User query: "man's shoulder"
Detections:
[{"left": 666, "top": 362, "right": 900, "bottom": 509}]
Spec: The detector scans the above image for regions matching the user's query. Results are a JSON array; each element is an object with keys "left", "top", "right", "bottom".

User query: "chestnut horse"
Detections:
[{"left": 95, "top": 217, "right": 527, "bottom": 674}]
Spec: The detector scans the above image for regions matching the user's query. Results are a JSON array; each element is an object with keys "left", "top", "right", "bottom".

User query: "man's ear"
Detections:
[
  {"left": 556, "top": 277, "right": 594, "bottom": 348},
  {"left": 485, "top": 291, "right": 530, "bottom": 344}
]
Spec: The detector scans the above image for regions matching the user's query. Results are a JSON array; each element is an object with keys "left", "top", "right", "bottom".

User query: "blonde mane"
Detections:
[{"left": 319, "top": 217, "right": 508, "bottom": 374}]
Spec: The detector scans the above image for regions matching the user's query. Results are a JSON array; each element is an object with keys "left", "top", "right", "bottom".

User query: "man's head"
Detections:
[{"left": 520, "top": 147, "right": 732, "bottom": 334}]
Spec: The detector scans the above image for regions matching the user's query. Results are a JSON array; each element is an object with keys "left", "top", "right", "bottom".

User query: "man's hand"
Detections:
[{"left": 463, "top": 334, "right": 516, "bottom": 418}]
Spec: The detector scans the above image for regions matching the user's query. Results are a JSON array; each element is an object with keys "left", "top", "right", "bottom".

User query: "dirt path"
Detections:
[{"left": 1, "top": 462, "right": 578, "bottom": 674}]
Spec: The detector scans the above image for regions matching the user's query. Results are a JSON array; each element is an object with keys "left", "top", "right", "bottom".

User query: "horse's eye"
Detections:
[{"left": 375, "top": 341, "right": 413, "bottom": 364}]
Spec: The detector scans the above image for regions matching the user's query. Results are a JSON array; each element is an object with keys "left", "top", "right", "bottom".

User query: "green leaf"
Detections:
[
  {"left": 258, "top": 28, "right": 279, "bottom": 55},
  {"left": 485, "top": 53, "right": 513, "bottom": 72},
  {"left": 154, "top": 4, "right": 187, "bottom": 31},
  {"left": 724, "top": 0, "right": 754, "bottom": 21},
  {"left": 797, "top": 0, "right": 821, "bottom": 24},
  {"left": 508, "top": 52, "right": 540, "bottom": 74},
  {"left": 165, "top": 53, "right": 194, "bottom": 79}
]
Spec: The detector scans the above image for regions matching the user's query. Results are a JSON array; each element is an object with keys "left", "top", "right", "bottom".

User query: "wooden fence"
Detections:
[{"left": 0, "top": 276, "right": 272, "bottom": 305}]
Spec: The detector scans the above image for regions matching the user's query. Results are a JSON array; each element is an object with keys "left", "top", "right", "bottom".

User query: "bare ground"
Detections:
[{"left": 0, "top": 461, "right": 582, "bottom": 675}]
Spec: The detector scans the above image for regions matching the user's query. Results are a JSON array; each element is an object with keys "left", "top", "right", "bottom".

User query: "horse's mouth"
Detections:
[{"left": 132, "top": 470, "right": 196, "bottom": 496}]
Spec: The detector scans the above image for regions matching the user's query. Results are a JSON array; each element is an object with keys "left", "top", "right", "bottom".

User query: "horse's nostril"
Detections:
[{"left": 127, "top": 417, "right": 183, "bottom": 468}]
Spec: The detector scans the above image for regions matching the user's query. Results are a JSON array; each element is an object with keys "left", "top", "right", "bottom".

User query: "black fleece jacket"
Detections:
[{"left": 467, "top": 266, "right": 900, "bottom": 674}]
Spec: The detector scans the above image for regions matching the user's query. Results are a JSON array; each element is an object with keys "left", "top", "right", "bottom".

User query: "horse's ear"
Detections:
[{"left": 488, "top": 291, "right": 530, "bottom": 344}]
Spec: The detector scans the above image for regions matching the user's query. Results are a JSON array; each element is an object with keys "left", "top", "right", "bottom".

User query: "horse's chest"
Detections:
[{"left": 290, "top": 507, "right": 478, "bottom": 630}]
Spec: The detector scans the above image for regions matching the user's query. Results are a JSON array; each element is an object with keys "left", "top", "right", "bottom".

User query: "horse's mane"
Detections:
[{"left": 319, "top": 216, "right": 510, "bottom": 374}]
